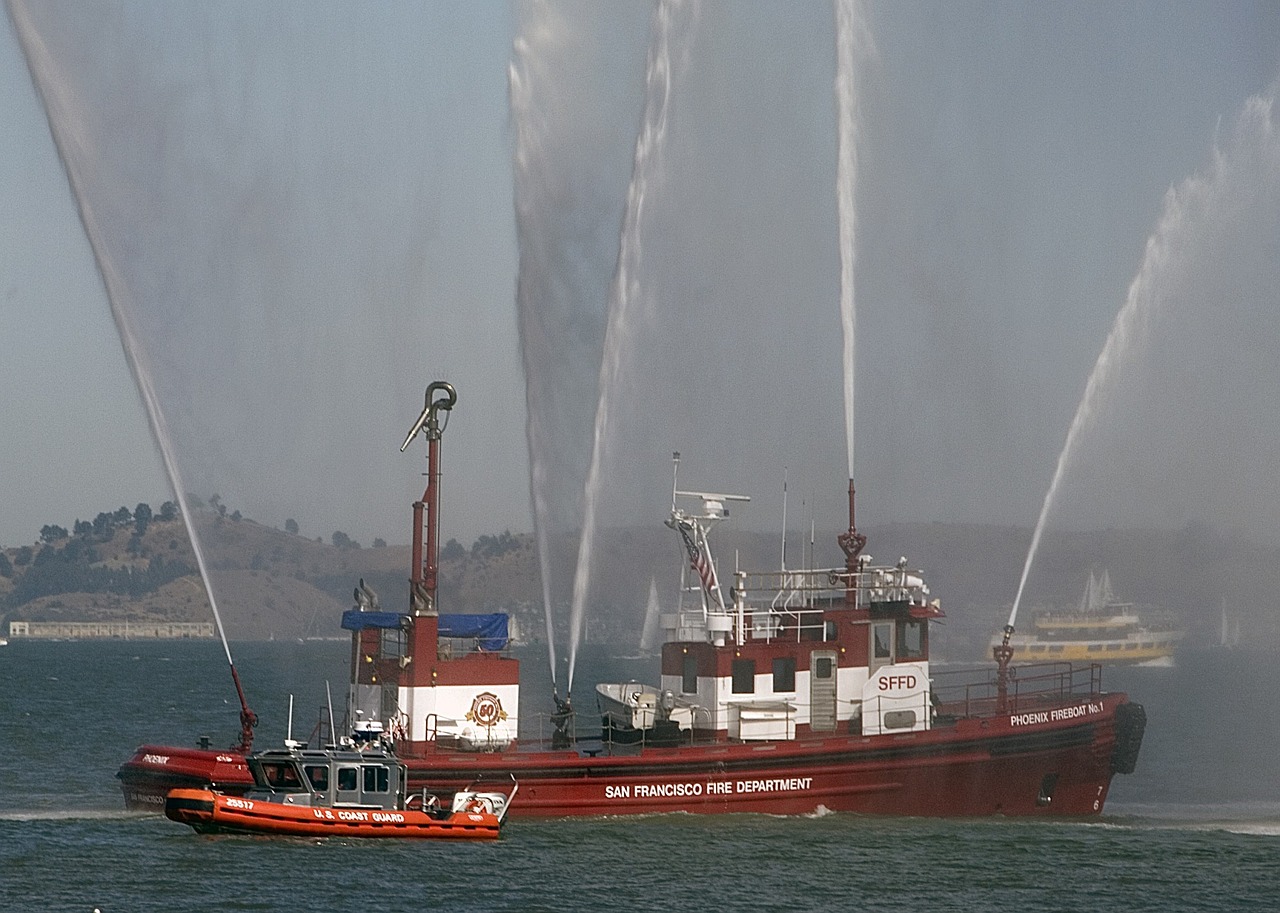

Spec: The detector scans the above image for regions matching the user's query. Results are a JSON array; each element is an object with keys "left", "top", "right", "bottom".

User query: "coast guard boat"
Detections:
[
  {"left": 121, "top": 381, "right": 1147, "bottom": 818},
  {"left": 164, "top": 720, "right": 513, "bottom": 839}
]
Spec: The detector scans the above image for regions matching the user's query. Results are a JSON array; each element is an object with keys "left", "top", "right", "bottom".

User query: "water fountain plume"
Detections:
[
  {"left": 1009, "top": 84, "right": 1280, "bottom": 630},
  {"left": 9, "top": 0, "right": 238, "bottom": 670},
  {"left": 566, "top": 0, "right": 690, "bottom": 692},
  {"left": 510, "top": 3, "right": 653, "bottom": 696},
  {"left": 509, "top": 34, "right": 559, "bottom": 687},
  {"left": 834, "top": 0, "right": 872, "bottom": 481}
]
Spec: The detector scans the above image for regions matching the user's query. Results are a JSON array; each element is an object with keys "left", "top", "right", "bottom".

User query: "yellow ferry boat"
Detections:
[{"left": 996, "top": 571, "right": 1183, "bottom": 666}]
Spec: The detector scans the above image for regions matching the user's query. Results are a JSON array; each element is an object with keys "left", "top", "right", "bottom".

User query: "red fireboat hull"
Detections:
[
  {"left": 119, "top": 745, "right": 252, "bottom": 811},
  {"left": 122, "top": 692, "right": 1140, "bottom": 818}
]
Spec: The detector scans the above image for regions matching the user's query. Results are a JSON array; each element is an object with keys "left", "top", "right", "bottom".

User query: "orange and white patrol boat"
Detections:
[
  {"left": 164, "top": 724, "right": 513, "bottom": 839},
  {"left": 126, "top": 381, "right": 1148, "bottom": 819}
]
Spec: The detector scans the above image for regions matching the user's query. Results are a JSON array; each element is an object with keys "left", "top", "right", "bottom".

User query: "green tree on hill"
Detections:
[
  {"left": 39, "top": 525, "right": 68, "bottom": 544},
  {"left": 92, "top": 512, "right": 114, "bottom": 539},
  {"left": 134, "top": 503, "right": 152, "bottom": 536},
  {"left": 332, "top": 531, "right": 360, "bottom": 550}
]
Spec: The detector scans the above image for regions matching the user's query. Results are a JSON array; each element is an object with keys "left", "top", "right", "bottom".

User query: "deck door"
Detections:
[{"left": 809, "top": 651, "right": 838, "bottom": 731}]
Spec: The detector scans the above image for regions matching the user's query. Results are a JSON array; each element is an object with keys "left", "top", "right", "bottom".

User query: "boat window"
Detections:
[
  {"left": 363, "top": 765, "right": 390, "bottom": 793},
  {"left": 304, "top": 764, "right": 329, "bottom": 792},
  {"left": 380, "top": 626, "right": 405, "bottom": 662},
  {"left": 732, "top": 659, "right": 755, "bottom": 694},
  {"left": 799, "top": 612, "right": 824, "bottom": 642},
  {"left": 814, "top": 657, "right": 833, "bottom": 679},
  {"left": 682, "top": 654, "right": 698, "bottom": 694},
  {"left": 337, "top": 766, "right": 359, "bottom": 792},
  {"left": 898, "top": 620, "right": 925, "bottom": 659},
  {"left": 873, "top": 623, "right": 893, "bottom": 660},
  {"left": 773, "top": 657, "right": 796, "bottom": 693},
  {"left": 260, "top": 761, "right": 304, "bottom": 790}
]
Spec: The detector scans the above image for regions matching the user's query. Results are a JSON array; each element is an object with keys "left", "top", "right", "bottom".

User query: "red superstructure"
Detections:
[{"left": 120, "top": 381, "right": 1146, "bottom": 818}]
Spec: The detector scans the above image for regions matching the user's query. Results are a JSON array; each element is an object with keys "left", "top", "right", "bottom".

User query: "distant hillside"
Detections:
[
  {"left": 4, "top": 501, "right": 1277, "bottom": 655},
  {"left": 0, "top": 503, "right": 544, "bottom": 641}
]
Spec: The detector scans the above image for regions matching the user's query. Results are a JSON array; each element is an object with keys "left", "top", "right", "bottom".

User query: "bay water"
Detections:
[{"left": 2, "top": 638, "right": 1277, "bottom": 912}]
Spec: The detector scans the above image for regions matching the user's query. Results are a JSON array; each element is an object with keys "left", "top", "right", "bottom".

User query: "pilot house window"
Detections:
[
  {"left": 363, "top": 765, "right": 390, "bottom": 793},
  {"left": 304, "top": 765, "right": 329, "bottom": 791},
  {"left": 873, "top": 623, "right": 893, "bottom": 660},
  {"left": 898, "top": 620, "right": 925, "bottom": 660},
  {"left": 732, "top": 659, "right": 756, "bottom": 694}
]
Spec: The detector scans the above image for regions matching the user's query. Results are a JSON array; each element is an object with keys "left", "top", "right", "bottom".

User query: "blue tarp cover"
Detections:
[
  {"left": 440, "top": 613, "right": 509, "bottom": 652},
  {"left": 340, "top": 610, "right": 403, "bottom": 631},
  {"left": 339, "top": 610, "right": 508, "bottom": 651}
]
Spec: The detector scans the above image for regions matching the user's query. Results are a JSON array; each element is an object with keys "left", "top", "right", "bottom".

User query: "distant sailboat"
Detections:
[
  {"left": 1219, "top": 599, "right": 1242, "bottom": 648},
  {"left": 638, "top": 577, "right": 662, "bottom": 655}
]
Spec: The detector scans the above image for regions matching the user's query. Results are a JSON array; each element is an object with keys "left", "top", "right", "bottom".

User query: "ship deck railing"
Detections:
[
  {"left": 931, "top": 661, "right": 1105, "bottom": 720},
  {"left": 732, "top": 565, "right": 929, "bottom": 611},
  {"left": 676, "top": 565, "right": 930, "bottom": 644},
  {"left": 434, "top": 637, "right": 517, "bottom": 660}
]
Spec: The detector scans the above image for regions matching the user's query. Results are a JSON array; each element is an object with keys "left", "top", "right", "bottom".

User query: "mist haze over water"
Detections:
[
  {"left": 5, "top": 6, "right": 1280, "bottom": 908},
  {"left": 6, "top": 1, "right": 1280, "bottom": 594}
]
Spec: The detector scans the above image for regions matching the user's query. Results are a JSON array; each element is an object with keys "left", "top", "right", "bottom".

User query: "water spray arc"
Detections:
[
  {"left": 1005, "top": 85, "right": 1280, "bottom": 663},
  {"left": 509, "top": 8, "right": 565, "bottom": 700},
  {"left": 834, "top": 0, "right": 870, "bottom": 482},
  {"left": 998, "top": 167, "right": 1188, "bottom": 702},
  {"left": 8, "top": 0, "right": 257, "bottom": 750},
  {"left": 565, "top": 0, "right": 690, "bottom": 695}
]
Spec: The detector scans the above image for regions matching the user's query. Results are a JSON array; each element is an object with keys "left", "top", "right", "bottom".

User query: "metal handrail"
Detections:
[{"left": 932, "top": 662, "right": 1105, "bottom": 718}]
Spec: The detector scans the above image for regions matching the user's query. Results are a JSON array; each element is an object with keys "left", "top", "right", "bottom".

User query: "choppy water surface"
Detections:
[{"left": 2, "top": 640, "right": 1277, "bottom": 912}]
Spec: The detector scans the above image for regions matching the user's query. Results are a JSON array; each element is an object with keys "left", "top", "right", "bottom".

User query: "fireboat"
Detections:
[{"left": 120, "top": 380, "right": 1146, "bottom": 817}]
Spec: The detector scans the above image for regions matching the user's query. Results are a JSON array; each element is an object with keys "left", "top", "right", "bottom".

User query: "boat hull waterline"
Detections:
[{"left": 125, "top": 691, "right": 1141, "bottom": 818}]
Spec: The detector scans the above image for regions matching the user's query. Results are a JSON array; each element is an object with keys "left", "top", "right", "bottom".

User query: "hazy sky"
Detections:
[{"left": 3, "top": 1, "right": 1280, "bottom": 597}]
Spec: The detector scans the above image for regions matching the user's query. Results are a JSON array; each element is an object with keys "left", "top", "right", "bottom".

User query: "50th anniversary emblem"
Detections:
[{"left": 466, "top": 691, "right": 508, "bottom": 727}]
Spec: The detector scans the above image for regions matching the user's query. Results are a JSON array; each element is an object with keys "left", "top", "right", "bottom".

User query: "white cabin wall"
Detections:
[{"left": 397, "top": 683, "right": 520, "bottom": 744}]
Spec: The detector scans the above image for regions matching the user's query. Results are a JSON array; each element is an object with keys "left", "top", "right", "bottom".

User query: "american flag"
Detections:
[{"left": 677, "top": 524, "right": 717, "bottom": 598}]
